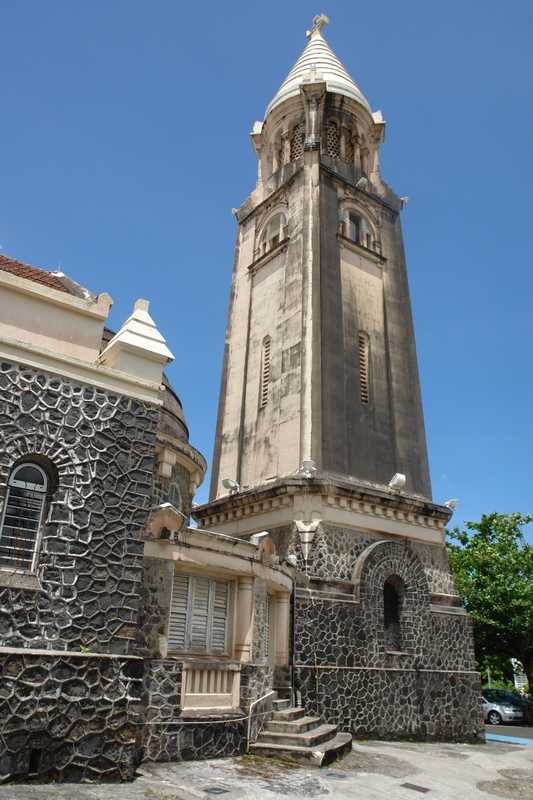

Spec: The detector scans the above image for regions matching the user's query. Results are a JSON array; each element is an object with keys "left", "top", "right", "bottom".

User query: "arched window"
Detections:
[
  {"left": 168, "top": 483, "right": 181, "bottom": 512},
  {"left": 358, "top": 331, "right": 370, "bottom": 404},
  {"left": 341, "top": 210, "right": 373, "bottom": 249},
  {"left": 384, "top": 576, "right": 405, "bottom": 652},
  {"left": 260, "top": 214, "right": 286, "bottom": 255},
  {"left": 0, "top": 463, "right": 48, "bottom": 571},
  {"left": 260, "top": 335, "right": 271, "bottom": 408}
]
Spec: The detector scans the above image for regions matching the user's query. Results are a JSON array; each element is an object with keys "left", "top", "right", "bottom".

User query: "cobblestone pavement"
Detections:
[{"left": 1, "top": 740, "right": 533, "bottom": 800}]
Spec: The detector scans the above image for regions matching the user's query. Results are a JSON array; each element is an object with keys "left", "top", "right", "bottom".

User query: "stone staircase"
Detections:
[{"left": 249, "top": 698, "right": 352, "bottom": 767}]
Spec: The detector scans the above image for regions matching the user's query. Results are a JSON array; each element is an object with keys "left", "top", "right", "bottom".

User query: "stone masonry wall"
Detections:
[
  {"left": 271, "top": 522, "right": 484, "bottom": 741},
  {"left": 0, "top": 650, "right": 142, "bottom": 784},
  {"left": 0, "top": 360, "right": 159, "bottom": 655},
  {"left": 137, "top": 660, "right": 273, "bottom": 763}
]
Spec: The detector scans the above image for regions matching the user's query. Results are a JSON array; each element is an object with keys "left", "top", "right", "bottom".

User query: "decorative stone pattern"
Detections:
[
  {"left": 304, "top": 523, "right": 382, "bottom": 582},
  {"left": 0, "top": 361, "right": 158, "bottom": 656},
  {"left": 295, "top": 665, "right": 483, "bottom": 741},
  {"left": 135, "top": 557, "right": 174, "bottom": 659},
  {"left": 151, "top": 461, "right": 191, "bottom": 520},
  {"left": 410, "top": 541, "right": 458, "bottom": 595},
  {"left": 0, "top": 651, "right": 142, "bottom": 784}
]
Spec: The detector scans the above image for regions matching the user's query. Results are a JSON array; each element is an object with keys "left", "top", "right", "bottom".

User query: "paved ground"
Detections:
[{"left": 1, "top": 738, "right": 533, "bottom": 800}]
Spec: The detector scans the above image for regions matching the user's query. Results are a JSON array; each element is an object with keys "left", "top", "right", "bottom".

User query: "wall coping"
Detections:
[{"left": 0, "top": 646, "right": 143, "bottom": 660}]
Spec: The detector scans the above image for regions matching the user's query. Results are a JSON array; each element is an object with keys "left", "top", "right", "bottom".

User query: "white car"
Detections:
[{"left": 482, "top": 690, "right": 524, "bottom": 725}]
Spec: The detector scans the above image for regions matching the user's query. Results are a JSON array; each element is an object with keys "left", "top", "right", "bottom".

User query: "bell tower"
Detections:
[
  {"left": 195, "top": 17, "right": 481, "bottom": 743},
  {"left": 209, "top": 14, "right": 431, "bottom": 501}
]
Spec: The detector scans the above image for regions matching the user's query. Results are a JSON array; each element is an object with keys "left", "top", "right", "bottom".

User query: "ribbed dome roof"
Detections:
[{"left": 265, "top": 23, "right": 371, "bottom": 118}]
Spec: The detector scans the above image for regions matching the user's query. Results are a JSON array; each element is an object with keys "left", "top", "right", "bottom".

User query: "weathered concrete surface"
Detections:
[{"left": 2, "top": 740, "right": 533, "bottom": 799}]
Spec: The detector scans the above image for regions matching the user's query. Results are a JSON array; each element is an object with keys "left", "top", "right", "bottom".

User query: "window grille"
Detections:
[
  {"left": 0, "top": 464, "right": 48, "bottom": 571},
  {"left": 290, "top": 124, "right": 303, "bottom": 161},
  {"left": 260, "top": 336, "right": 271, "bottom": 408},
  {"left": 327, "top": 121, "right": 340, "bottom": 158},
  {"left": 345, "top": 135, "right": 354, "bottom": 163},
  {"left": 168, "top": 572, "right": 229, "bottom": 655},
  {"left": 358, "top": 332, "right": 369, "bottom": 404}
]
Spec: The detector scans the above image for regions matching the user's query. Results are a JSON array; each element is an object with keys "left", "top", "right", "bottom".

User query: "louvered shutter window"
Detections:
[
  {"left": 168, "top": 573, "right": 229, "bottom": 655},
  {"left": 190, "top": 576, "right": 210, "bottom": 651},
  {"left": 211, "top": 580, "right": 229, "bottom": 654},
  {"left": 168, "top": 573, "right": 190, "bottom": 650}
]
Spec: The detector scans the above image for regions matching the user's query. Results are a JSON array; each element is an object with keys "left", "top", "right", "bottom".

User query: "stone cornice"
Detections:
[
  {"left": 319, "top": 161, "right": 400, "bottom": 215},
  {"left": 197, "top": 477, "right": 450, "bottom": 521},
  {"left": 0, "top": 334, "right": 164, "bottom": 405},
  {"left": 193, "top": 477, "right": 452, "bottom": 546}
]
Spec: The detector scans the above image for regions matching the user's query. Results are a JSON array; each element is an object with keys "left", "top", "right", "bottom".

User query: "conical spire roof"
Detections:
[{"left": 265, "top": 16, "right": 371, "bottom": 118}]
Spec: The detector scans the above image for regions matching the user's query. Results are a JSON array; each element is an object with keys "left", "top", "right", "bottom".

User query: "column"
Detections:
[
  {"left": 340, "top": 126, "right": 348, "bottom": 160},
  {"left": 281, "top": 132, "right": 290, "bottom": 164},
  {"left": 234, "top": 576, "right": 254, "bottom": 662},
  {"left": 274, "top": 592, "right": 290, "bottom": 666}
]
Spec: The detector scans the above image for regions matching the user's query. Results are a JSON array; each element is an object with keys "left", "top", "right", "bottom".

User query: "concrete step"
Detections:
[
  {"left": 272, "top": 698, "right": 291, "bottom": 711},
  {"left": 256, "top": 722, "right": 339, "bottom": 748},
  {"left": 265, "top": 715, "right": 323, "bottom": 734},
  {"left": 249, "top": 731, "right": 353, "bottom": 767},
  {"left": 270, "top": 706, "right": 306, "bottom": 722}
]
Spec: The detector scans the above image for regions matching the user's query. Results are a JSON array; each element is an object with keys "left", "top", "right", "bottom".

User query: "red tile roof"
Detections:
[{"left": 0, "top": 254, "right": 70, "bottom": 293}]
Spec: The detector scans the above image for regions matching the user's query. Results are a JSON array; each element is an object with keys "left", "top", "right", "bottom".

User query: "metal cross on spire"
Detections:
[{"left": 306, "top": 14, "right": 329, "bottom": 39}]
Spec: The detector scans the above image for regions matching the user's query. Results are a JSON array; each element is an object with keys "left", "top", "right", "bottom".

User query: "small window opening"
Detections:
[
  {"left": 28, "top": 749, "right": 42, "bottom": 774},
  {"left": 260, "top": 336, "right": 271, "bottom": 408},
  {"left": 260, "top": 214, "right": 287, "bottom": 255},
  {"left": 0, "top": 463, "right": 48, "bottom": 571},
  {"left": 168, "top": 483, "right": 181, "bottom": 512},
  {"left": 384, "top": 576, "right": 404, "bottom": 651},
  {"left": 358, "top": 332, "right": 369, "bottom": 404},
  {"left": 341, "top": 211, "right": 373, "bottom": 249}
]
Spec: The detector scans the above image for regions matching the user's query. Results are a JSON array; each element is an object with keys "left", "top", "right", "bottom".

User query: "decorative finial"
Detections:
[{"left": 306, "top": 14, "right": 329, "bottom": 39}]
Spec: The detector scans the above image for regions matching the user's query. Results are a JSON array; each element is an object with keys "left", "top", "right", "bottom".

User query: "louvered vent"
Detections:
[
  {"left": 359, "top": 332, "right": 369, "bottom": 404},
  {"left": 260, "top": 336, "right": 271, "bottom": 408},
  {"left": 290, "top": 124, "right": 303, "bottom": 161}
]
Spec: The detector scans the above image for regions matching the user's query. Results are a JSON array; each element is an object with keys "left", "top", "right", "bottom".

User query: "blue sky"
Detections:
[{"left": 1, "top": 1, "right": 532, "bottom": 535}]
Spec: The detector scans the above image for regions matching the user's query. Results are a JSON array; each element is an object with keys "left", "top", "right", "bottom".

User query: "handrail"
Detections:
[{"left": 246, "top": 689, "right": 276, "bottom": 751}]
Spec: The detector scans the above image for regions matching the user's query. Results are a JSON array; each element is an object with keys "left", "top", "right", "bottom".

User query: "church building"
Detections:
[{"left": 0, "top": 14, "right": 483, "bottom": 787}]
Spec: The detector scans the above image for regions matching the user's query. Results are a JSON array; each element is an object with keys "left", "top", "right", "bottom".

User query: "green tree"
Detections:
[{"left": 446, "top": 512, "right": 533, "bottom": 692}]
